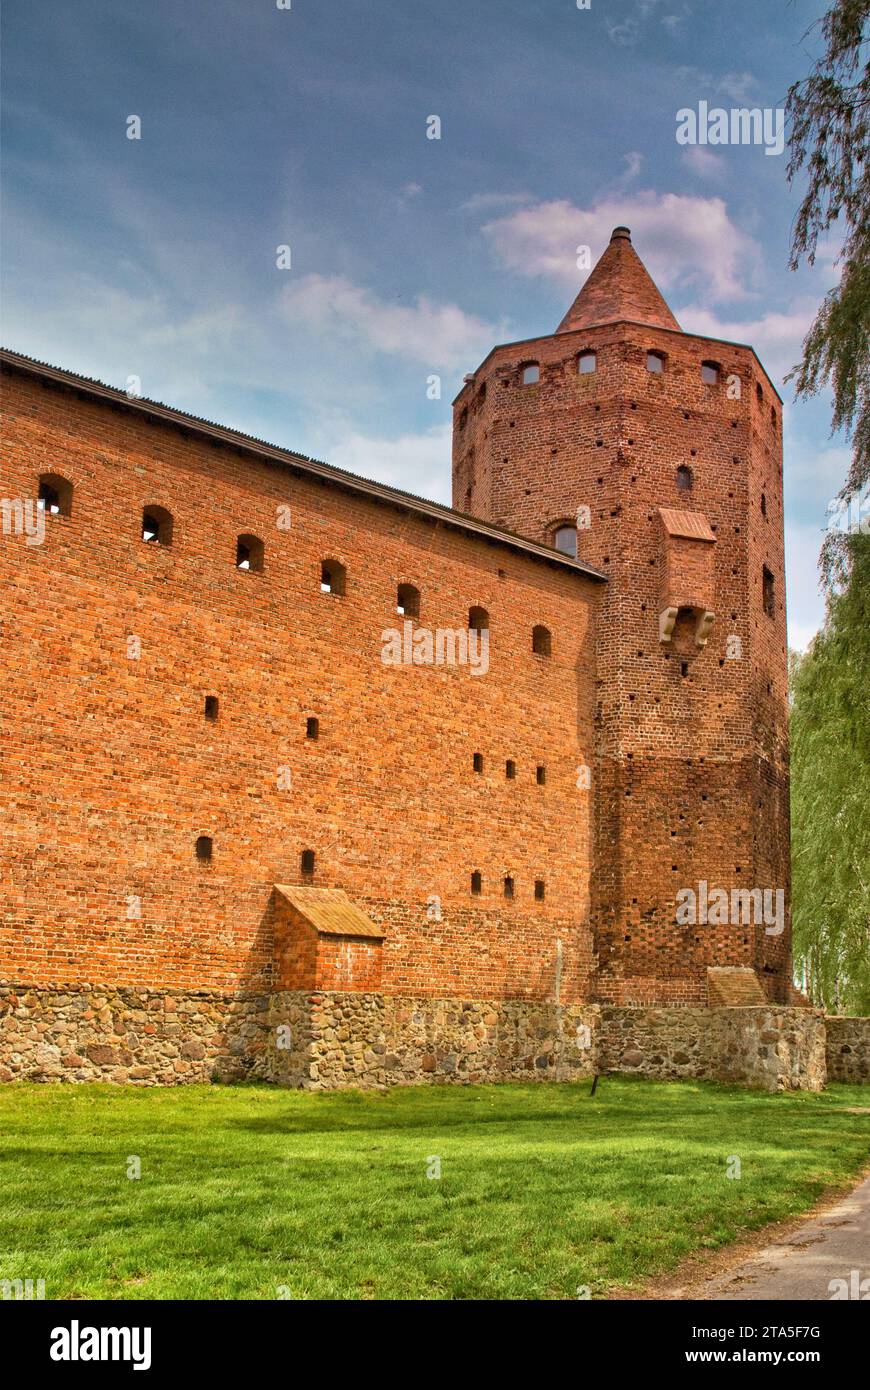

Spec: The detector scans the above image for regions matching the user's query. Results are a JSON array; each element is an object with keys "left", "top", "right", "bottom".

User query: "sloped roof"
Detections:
[
  {"left": 658, "top": 507, "right": 716, "bottom": 543},
  {"left": 557, "top": 227, "right": 680, "bottom": 335},
  {"left": 274, "top": 885, "right": 386, "bottom": 939}
]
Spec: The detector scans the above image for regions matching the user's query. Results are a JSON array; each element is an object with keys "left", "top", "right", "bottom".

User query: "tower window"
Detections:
[
  {"left": 142, "top": 506, "right": 173, "bottom": 545},
  {"left": 701, "top": 361, "right": 720, "bottom": 385},
  {"left": 458, "top": 407, "right": 468, "bottom": 430},
  {"left": 468, "top": 606, "right": 489, "bottom": 634},
  {"left": 521, "top": 363, "right": 540, "bottom": 385},
  {"left": 397, "top": 583, "right": 420, "bottom": 617},
  {"left": 471, "top": 870, "right": 482, "bottom": 896},
  {"left": 503, "top": 876, "right": 515, "bottom": 900},
  {"left": 321, "top": 559, "right": 346, "bottom": 595},
  {"left": 554, "top": 525, "right": 577, "bottom": 557},
  {"left": 236, "top": 534, "right": 264, "bottom": 572},
  {"left": 761, "top": 493, "right": 767, "bottom": 516},
  {"left": 646, "top": 351, "right": 665, "bottom": 374},
  {"left": 195, "top": 835, "right": 213, "bottom": 862},
  {"left": 578, "top": 351, "right": 597, "bottom": 375},
  {"left": 37, "top": 473, "right": 73, "bottom": 517},
  {"left": 473, "top": 752, "right": 484, "bottom": 773},
  {"left": 505, "top": 759, "right": 516, "bottom": 780},
  {"left": 306, "top": 717, "right": 319, "bottom": 740},
  {"left": 762, "top": 566, "right": 775, "bottom": 619},
  {"left": 536, "top": 765, "right": 546, "bottom": 785},
  {"left": 300, "top": 849, "right": 315, "bottom": 877},
  {"left": 532, "top": 625, "right": 552, "bottom": 657},
  {"left": 756, "top": 383, "right": 764, "bottom": 405},
  {"left": 534, "top": 879, "right": 545, "bottom": 901},
  {"left": 676, "top": 465, "right": 693, "bottom": 492},
  {"left": 204, "top": 696, "right": 219, "bottom": 721}
]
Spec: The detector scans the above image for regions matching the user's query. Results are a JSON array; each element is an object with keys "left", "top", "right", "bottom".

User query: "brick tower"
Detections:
[{"left": 452, "top": 227, "right": 791, "bottom": 1005}]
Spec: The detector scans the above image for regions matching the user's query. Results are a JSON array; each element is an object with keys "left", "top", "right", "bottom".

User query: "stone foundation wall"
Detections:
[
  {"left": 0, "top": 981, "right": 847, "bottom": 1093},
  {"left": 0, "top": 982, "right": 268, "bottom": 1084},
  {"left": 825, "top": 1016, "right": 870, "bottom": 1084},
  {"left": 262, "top": 992, "right": 599, "bottom": 1089}
]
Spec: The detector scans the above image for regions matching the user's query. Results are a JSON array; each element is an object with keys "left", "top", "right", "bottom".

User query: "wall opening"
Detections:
[
  {"left": 37, "top": 473, "right": 73, "bottom": 517},
  {"left": 578, "top": 351, "right": 597, "bottom": 375},
  {"left": 468, "top": 605, "right": 489, "bottom": 634},
  {"left": 236, "top": 534, "right": 264, "bottom": 571},
  {"left": 473, "top": 752, "right": 484, "bottom": 773},
  {"left": 646, "top": 351, "right": 665, "bottom": 374},
  {"left": 306, "top": 717, "right": 319, "bottom": 740},
  {"left": 397, "top": 583, "right": 420, "bottom": 617},
  {"left": 676, "top": 465, "right": 693, "bottom": 492},
  {"left": 204, "top": 696, "right": 219, "bottom": 721},
  {"left": 142, "top": 506, "right": 173, "bottom": 545},
  {"left": 521, "top": 362, "right": 540, "bottom": 385},
  {"left": 321, "top": 559, "right": 346, "bottom": 595},
  {"left": 532, "top": 624, "right": 552, "bottom": 657},
  {"left": 554, "top": 524, "right": 577, "bottom": 557},
  {"left": 195, "top": 835, "right": 213, "bottom": 862},
  {"left": 300, "top": 849, "right": 315, "bottom": 877},
  {"left": 534, "top": 879, "right": 545, "bottom": 901},
  {"left": 471, "top": 870, "right": 482, "bottom": 896},
  {"left": 505, "top": 759, "right": 516, "bottom": 780},
  {"left": 763, "top": 565, "right": 775, "bottom": 618}
]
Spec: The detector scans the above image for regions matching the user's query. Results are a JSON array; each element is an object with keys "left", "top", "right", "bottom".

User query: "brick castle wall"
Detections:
[{"left": 0, "top": 366, "right": 598, "bottom": 1003}]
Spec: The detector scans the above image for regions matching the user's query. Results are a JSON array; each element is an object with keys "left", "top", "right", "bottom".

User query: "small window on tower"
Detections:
[
  {"left": 473, "top": 752, "right": 484, "bottom": 773},
  {"left": 646, "top": 351, "right": 665, "bottom": 374},
  {"left": 578, "top": 351, "right": 597, "bottom": 375},
  {"left": 505, "top": 759, "right": 516, "bottom": 780},
  {"left": 554, "top": 525, "right": 577, "bottom": 557},
  {"left": 762, "top": 566, "right": 775, "bottom": 619},
  {"left": 676, "top": 465, "right": 693, "bottom": 492},
  {"left": 204, "top": 696, "right": 219, "bottom": 721},
  {"left": 521, "top": 363, "right": 540, "bottom": 385},
  {"left": 503, "top": 876, "right": 515, "bottom": 900},
  {"left": 471, "top": 870, "right": 482, "bottom": 896},
  {"left": 195, "top": 835, "right": 213, "bottom": 862},
  {"left": 532, "top": 625, "right": 552, "bottom": 657},
  {"left": 534, "top": 879, "right": 546, "bottom": 901},
  {"left": 536, "top": 765, "right": 546, "bottom": 785},
  {"left": 306, "top": 717, "right": 319, "bottom": 740},
  {"left": 300, "top": 849, "right": 315, "bottom": 877},
  {"left": 701, "top": 361, "right": 720, "bottom": 385}
]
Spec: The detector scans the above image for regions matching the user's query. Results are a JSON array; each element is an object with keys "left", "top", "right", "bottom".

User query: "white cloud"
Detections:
[
  {"left": 785, "top": 521, "right": 827, "bottom": 650},
  {"left": 309, "top": 422, "right": 453, "bottom": 504},
  {"left": 281, "top": 274, "right": 502, "bottom": 372},
  {"left": 482, "top": 192, "right": 759, "bottom": 303},
  {"left": 681, "top": 146, "right": 725, "bottom": 180}
]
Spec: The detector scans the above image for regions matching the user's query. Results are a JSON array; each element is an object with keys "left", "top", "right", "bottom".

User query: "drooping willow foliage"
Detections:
[{"left": 790, "top": 536, "right": 870, "bottom": 1014}]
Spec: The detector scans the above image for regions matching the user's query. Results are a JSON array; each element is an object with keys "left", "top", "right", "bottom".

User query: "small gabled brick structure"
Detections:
[
  {"left": 273, "top": 886, "right": 385, "bottom": 993},
  {"left": 707, "top": 966, "right": 766, "bottom": 1008}
]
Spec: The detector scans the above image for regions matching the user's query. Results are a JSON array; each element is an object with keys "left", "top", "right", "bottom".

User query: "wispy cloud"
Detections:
[{"left": 482, "top": 192, "right": 759, "bottom": 302}]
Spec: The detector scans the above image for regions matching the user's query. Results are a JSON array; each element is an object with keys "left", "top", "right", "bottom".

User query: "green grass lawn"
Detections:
[{"left": 1, "top": 1078, "right": 868, "bottom": 1300}]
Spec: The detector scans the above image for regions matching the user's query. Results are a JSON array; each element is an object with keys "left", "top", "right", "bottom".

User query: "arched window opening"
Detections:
[
  {"left": 532, "top": 625, "right": 552, "bottom": 657},
  {"left": 397, "top": 583, "right": 420, "bottom": 618},
  {"left": 37, "top": 473, "right": 73, "bottom": 517},
  {"left": 195, "top": 835, "right": 213, "bottom": 863},
  {"left": 676, "top": 465, "right": 693, "bottom": 492},
  {"left": 554, "top": 524, "right": 577, "bottom": 557},
  {"left": 236, "top": 534, "right": 264, "bottom": 572},
  {"left": 578, "top": 351, "right": 597, "bottom": 375},
  {"left": 521, "top": 362, "right": 540, "bottom": 385},
  {"left": 142, "top": 506, "right": 173, "bottom": 545},
  {"left": 468, "top": 606, "right": 489, "bottom": 634},
  {"left": 321, "top": 559, "right": 346, "bottom": 595}
]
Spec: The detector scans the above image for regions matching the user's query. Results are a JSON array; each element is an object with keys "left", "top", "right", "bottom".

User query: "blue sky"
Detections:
[{"left": 1, "top": 0, "right": 851, "bottom": 645}]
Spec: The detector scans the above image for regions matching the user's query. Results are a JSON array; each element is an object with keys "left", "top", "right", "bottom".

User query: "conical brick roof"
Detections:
[{"left": 557, "top": 226, "right": 680, "bottom": 334}]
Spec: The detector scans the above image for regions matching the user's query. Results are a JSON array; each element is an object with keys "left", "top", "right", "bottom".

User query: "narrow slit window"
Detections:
[
  {"left": 397, "top": 583, "right": 420, "bottom": 617},
  {"left": 37, "top": 473, "right": 73, "bottom": 517},
  {"left": 236, "top": 534, "right": 264, "bottom": 572},
  {"left": 471, "top": 870, "right": 482, "bottom": 896},
  {"left": 505, "top": 759, "right": 516, "bottom": 780},
  {"left": 300, "top": 849, "right": 315, "bottom": 877},
  {"left": 195, "top": 835, "right": 213, "bottom": 862},
  {"left": 762, "top": 566, "right": 775, "bottom": 619},
  {"left": 473, "top": 752, "right": 484, "bottom": 773},
  {"left": 306, "top": 717, "right": 319, "bottom": 740},
  {"left": 536, "top": 765, "right": 546, "bottom": 786},
  {"left": 204, "top": 696, "right": 219, "bottom": 721},
  {"left": 534, "top": 879, "right": 545, "bottom": 901},
  {"left": 503, "top": 876, "right": 515, "bottom": 900}
]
